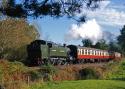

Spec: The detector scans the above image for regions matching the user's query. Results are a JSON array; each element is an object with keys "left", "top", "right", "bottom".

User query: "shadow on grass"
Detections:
[
  {"left": 115, "top": 87, "right": 125, "bottom": 89},
  {"left": 111, "top": 78, "right": 125, "bottom": 81}
]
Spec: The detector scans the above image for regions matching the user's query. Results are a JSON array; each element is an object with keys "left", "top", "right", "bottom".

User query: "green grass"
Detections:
[{"left": 29, "top": 80, "right": 125, "bottom": 89}]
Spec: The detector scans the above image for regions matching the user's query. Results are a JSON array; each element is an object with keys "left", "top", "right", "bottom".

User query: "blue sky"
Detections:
[
  {"left": 30, "top": 16, "right": 79, "bottom": 44},
  {"left": 30, "top": 0, "right": 125, "bottom": 45}
]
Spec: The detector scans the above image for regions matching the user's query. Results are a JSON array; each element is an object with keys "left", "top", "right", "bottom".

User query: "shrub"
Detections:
[
  {"left": 0, "top": 60, "right": 29, "bottom": 89},
  {"left": 28, "top": 71, "right": 43, "bottom": 81},
  {"left": 79, "top": 68, "right": 100, "bottom": 79},
  {"left": 104, "top": 60, "right": 125, "bottom": 80},
  {"left": 40, "top": 64, "right": 58, "bottom": 81}
]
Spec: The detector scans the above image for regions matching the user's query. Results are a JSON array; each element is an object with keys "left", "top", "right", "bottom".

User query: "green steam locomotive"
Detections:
[{"left": 27, "top": 40, "right": 69, "bottom": 66}]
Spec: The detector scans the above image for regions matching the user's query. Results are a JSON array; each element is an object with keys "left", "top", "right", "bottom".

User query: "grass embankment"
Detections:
[
  {"left": 29, "top": 80, "right": 125, "bottom": 89},
  {"left": 29, "top": 59, "right": 125, "bottom": 89},
  {"left": 0, "top": 59, "right": 125, "bottom": 89}
]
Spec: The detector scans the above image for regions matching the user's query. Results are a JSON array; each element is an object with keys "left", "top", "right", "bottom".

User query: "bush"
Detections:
[
  {"left": 40, "top": 64, "right": 58, "bottom": 81},
  {"left": 79, "top": 68, "right": 100, "bottom": 79},
  {"left": 41, "top": 64, "right": 58, "bottom": 75},
  {"left": 0, "top": 60, "right": 29, "bottom": 89},
  {"left": 28, "top": 71, "right": 43, "bottom": 81},
  {"left": 105, "top": 60, "right": 125, "bottom": 80}
]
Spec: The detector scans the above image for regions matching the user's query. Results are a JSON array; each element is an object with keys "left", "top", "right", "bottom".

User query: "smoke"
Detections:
[
  {"left": 30, "top": 20, "right": 52, "bottom": 41},
  {"left": 65, "top": 19, "right": 103, "bottom": 44},
  {"left": 31, "top": 20, "right": 42, "bottom": 39}
]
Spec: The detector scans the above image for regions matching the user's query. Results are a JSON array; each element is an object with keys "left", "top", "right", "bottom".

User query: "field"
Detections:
[{"left": 30, "top": 80, "right": 125, "bottom": 89}]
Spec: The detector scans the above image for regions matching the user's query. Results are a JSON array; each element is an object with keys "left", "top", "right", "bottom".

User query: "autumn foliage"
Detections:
[
  {"left": 0, "top": 18, "right": 39, "bottom": 61},
  {"left": 0, "top": 60, "right": 29, "bottom": 89}
]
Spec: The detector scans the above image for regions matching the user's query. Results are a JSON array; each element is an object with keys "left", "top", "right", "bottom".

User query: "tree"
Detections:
[
  {"left": 117, "top": 25, "right": 125, "bottom": 54},
  {"left": 94, "top": 39, "right": 109, "bottom": 50},
  {"left": 0, "top": 0, "right": 100, "bottom": 21},
  {"left": 82, "top": 39, "right": 93, "bottom": 47},
  {"left": 109, "top": 41, "right": 121, "bottom": 52},
  {"left": 0, "top": 18, "right": 39, "bottom": 61}
]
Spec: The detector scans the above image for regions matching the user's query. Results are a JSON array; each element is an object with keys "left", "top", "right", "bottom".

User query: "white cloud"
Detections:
[
  {"left": 78, "top": 0, "right": 125, "bottom": 26},
  {"left": 88, "top": 9, "right": 125, "bottom": 26}
]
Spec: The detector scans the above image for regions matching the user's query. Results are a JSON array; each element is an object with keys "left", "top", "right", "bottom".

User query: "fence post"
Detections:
[
  {"left": 1, "top": 77, "right": 4, "bottom": 89},
  {"left": 27, "top": 75, "right": 30, "bottom": 86}
]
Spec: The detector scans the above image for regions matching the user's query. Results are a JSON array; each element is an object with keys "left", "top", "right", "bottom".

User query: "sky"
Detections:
[{"left": 30, "top": 0, "right": 125, "bottom": 45}]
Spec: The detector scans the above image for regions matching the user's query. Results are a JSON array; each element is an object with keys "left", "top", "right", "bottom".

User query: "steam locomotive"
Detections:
[{"left": 27, "top": 40, "right": 121, "bottom": 66}]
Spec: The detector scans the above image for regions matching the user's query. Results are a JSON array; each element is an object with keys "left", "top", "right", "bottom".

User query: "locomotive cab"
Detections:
[
  {"left": 67, "top": 45, "right": 77, "bottom": 63},
  {"left": 27, "top": 40, "right": 47, "bottom": 66}
]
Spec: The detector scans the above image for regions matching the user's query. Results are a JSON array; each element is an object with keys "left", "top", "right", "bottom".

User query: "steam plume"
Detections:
[
  {"left": 31, "top": 20, "right": 42, "bottom": 39},
  {"left": 65, "top": 19, "right": 103, "bottom": 44}
]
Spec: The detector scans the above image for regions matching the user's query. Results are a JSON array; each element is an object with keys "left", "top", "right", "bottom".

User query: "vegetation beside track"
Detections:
[{"left": 0, "top": 59, "right": 125, "bottom": 89}]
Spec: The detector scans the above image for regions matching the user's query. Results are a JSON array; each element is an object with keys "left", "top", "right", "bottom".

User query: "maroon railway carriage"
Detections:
[
  {"left": 67, "top": 45, "right": 121, "bottom": 63},
  {"left": 77, "top": 47, "right": 113, "bottom": 62}
]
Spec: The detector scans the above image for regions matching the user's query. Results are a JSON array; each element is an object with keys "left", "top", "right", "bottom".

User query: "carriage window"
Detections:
[
  {"left": 82, "top": 49, "right": 84, "bottom": 55},
  {"left": 103, "top": 52, "right": 104, "bottom": 56},
  {"left": 90, "top": 50, "right": 92, "bottom": 55},
  {"left": 96, "top": 51, "right": 98, "bottom": 56},
  {"left": 105, "top": 52, "right": 106, "bottom": 56},
  {"left": 86, "top": 50, "right": 88, "bottom": 55},
  {"left": 81, "top": 49, "right": 83, "bottom": 55},
  {"left": 92, "top": 50, "right": 93, "bottom": 55},
  {"left": 103, "top": 52, "right": 105, "bottom": 56},
  {"left": 100, "top": 51, "right": 101, "bottom": 56},
  {"left": 93, "top": 50, "right": 95, "bottom": 55},
  {"left": 91, "top": 50, "right": 93, "bottom": 55},
  {"left": 97, "top": 51, "right": 99, "bottom": 55},
  {"left": 92, "top": 50, "right": 95, "bottom": 55},
  {"left": 100, "top": 51, "right": 102, "bottom": 56},
  {"left": 101, "top": 51, "right": 103, "bottom": 56},
  {"left": 88, "top": 50, "right": 90, "bottom": 55},
  {"left": 84, "top": 49, "right": 86, "bottom": 55},
  {"left": 86, "top": 49, "right": 88, "bottom": 55},
  {"left": 91, "top": 50, "right": 94, "bottom": 55},
  {"left": 98, "top": 51, "right": 100, "bottom": 56},
  {"left": 95, "top": 51, "right": 97, "bottom": 55}
]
